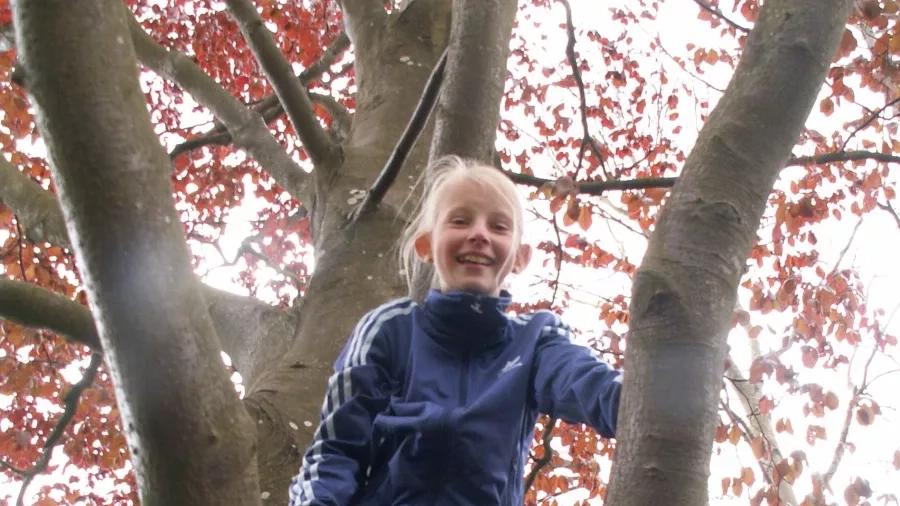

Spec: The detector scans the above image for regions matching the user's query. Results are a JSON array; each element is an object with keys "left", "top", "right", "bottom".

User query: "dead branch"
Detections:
[
  {"left": 353, "top": 48, "right": 448, "bottom": 219},
  {"left": 225, "top": 0, "right": 341, "bottom": 168}
]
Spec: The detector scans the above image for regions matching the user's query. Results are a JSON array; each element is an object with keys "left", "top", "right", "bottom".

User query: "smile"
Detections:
[{"left": 457, "top": 254, "right": 494, "bottom": 266}]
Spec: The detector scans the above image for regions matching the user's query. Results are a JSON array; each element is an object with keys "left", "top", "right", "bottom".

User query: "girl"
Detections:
[{"left": 289, "top": 156, "right": 623, "bottom": 506}]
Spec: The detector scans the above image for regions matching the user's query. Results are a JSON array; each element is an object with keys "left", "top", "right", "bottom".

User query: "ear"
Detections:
[
  {"left": 413, "top": 233, "right": 434, "bottom": 263},
  {"left": 511, "top": 243, "right": 532, "bottom": 274}
]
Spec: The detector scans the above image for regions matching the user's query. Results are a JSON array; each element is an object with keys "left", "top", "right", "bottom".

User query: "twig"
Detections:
[
  {"left": 5, "top": 352, "right": 102, "bottom": 506},
  {"left": 822, "top": 345, "right": 876, "bottom": 487},
  {"left": 692, "top": 0, "right": 751, "bottom": 32},
  {"left": 840, "top": 95, "right": 900, "bottom": 151},
  {"left": 878, "top": 199, "right": 900, "bottom": 228},
  {"left": 524, "top": 417, "right": 558, "bottom": 491},
  {"left": 559, "top": 0, "right": 607, "bottom": 180},
  {"left": 224, "top": 0, "right": 340, "bottom": 167},
  {"left": 549, "top": 216, "right": 563, "bottom": 306},
  {"left": 352, "top": 48, "right": 449, "bottom": 220}
]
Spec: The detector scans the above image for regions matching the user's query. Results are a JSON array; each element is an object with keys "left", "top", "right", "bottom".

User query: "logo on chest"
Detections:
[{"left": 499, "top": 355, "right": 523, "bottom": 376}]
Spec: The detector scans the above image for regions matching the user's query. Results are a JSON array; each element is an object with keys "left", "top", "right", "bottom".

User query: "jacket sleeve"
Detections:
[
  {"left": 289, "top": 300, "right": 411, "bottom": 506},
  {"left": 531, "top": 317, "right": 622, "bottom": 438}
]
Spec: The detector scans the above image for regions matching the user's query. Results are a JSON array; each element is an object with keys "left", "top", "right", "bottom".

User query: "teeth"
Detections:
[{"left": 458, "top": 254, "right": 492, "bottom": 265}]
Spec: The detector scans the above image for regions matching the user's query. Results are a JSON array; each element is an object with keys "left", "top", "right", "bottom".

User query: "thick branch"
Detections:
[
  {"left": 0, "top": 158, "right": 68, "bottom": 246},
  {"left": 0, "top": 146, "right": 291, "bottom": 384},
  {"left": 338, "top": 0, "right": 386, "bottom": 46},
  {"left": 354, "top": 48, "right": 448, "bottom": 219},
  {"left": 0, "top": 278, "right": 100, "bottom": 351},
  {"left": 14, "top": 1, "right": 260, "bottom": 504},
  {"left": 225, "top": 0, "right": 341, "bottom": 169},
  {"left": 605, "top": 0, "right": 851, "bottom": 504},
  {"left": 428, "top": 0, "right": 518, "bottom": 164},
  {"left": 127, "top": 14, "right": 310, "bottom": 200}
]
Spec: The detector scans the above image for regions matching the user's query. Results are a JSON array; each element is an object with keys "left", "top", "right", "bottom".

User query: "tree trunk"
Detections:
[
  {"left": 12, "top": 1, "right": 260, "bottom": 504},
  {"left": 604, "top": 1, "right": 851, "bottom": 504}
]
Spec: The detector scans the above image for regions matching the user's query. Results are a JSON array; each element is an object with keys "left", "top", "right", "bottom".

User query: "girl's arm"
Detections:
[
  {"left": 289, "top": 300, "right": 410, "bottom": 506},
  {"left": 531, "top": 318, "right": 622, "bottom": 438}
]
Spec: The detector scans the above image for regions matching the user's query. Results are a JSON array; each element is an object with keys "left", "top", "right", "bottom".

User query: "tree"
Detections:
[{"left": 0, "top": 0, "right": 897, "bottom": 505}]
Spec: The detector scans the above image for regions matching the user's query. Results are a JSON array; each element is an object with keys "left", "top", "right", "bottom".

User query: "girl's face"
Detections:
[{"left": 414, "top": 177, "right": 531, "bottom": 296}]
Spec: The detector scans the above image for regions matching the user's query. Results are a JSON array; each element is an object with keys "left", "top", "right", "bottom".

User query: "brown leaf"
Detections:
[
  {"left": 801, "top": 346, "right": 819, "bottom": 368},
  {"left": 740, "top": 467, "right": 755, "bottom": 486},
  {"left": 577, "top": 204, "right": 592, "bottom": 231},
  {"left": 825, "top": 391, "right": 839, "bottom": 410},
  {"left": 728, "top": 424, "right": 742, "bottom": 445}
]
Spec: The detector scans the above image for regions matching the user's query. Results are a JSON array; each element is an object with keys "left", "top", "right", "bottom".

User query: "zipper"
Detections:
[{"left": 459, "top": 349, "right": 471, "bottom": 405}]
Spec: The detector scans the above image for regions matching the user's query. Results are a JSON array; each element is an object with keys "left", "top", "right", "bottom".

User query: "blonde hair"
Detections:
[{"left": 398, "top": 155, "right": 526, "bottom": 292}]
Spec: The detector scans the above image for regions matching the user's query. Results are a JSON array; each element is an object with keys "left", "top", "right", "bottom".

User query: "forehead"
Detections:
[{"left": 437, "top": 177, "right": 515, "bottom": 215}]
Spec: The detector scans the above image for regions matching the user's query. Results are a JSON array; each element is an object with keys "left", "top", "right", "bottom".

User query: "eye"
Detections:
[
  {"left": 493, "top": 221, "right": 511, "bottom": 232},
  {"left": 449, "top": 216, "right": 468, "bottom": 226}
]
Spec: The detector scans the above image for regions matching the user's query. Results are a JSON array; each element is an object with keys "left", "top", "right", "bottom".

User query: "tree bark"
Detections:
[
  {"left": 605, "top": 1, "right": 851, "bottom": 505},
  {"left": 13, "top": 1, "right": 260, "bottom": 505}
]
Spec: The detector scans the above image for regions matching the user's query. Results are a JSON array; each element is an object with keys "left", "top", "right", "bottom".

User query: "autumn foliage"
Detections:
[{"left": 0, "top": 0, "right": 899, "bottom": 505}]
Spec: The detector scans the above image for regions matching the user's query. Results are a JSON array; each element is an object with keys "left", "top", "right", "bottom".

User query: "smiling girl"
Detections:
[{"left": 289, "top": 155, "right": 623, "bottom": 506}]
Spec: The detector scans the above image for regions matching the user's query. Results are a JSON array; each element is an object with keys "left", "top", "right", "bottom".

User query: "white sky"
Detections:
[{"left": 2, "top": 0, "right": 899, "bottom": 504}]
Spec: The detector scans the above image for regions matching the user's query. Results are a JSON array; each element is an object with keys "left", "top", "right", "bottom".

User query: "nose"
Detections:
[{"left": 467, "top": 221, "right": 489, "bottom": 244}]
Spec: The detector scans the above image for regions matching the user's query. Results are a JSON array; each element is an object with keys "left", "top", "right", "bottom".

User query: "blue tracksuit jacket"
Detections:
[{"left": 289, "top": 289, "right": 622, "bottom": 506}]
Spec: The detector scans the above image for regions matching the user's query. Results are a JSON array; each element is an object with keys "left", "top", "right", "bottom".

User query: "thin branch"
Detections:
[
  {"left": 0, "top": 278, "right": 101, "bottom": 351},
  {"left": 224, "top": 0, "right": 340, "bottom": 168},
  {"left": 506, "top": 149, "right": 900, "bottom": 197},
  {"left": 309, "top": 92, "right": 352, "bottom": 139},
  {"left": 787, "top": 149, "right": 900, "bottom": 166},
  {"left": 127, "top": 14, "right": 310, "bottom": 199},
  {"left": 167, "top": 32, "right": 350, "bottom": 161},
  {"left": 353, "top": 48, "right": 449, "bottom": 219},
  {"left": 508, "top": 171, "right": 677, "bottom": 196},
  {"left": 692, "top": 0, "right": 751, "bottom": 32},
  {"left": 559, "top": 0, "right": 607, "bottom": 180},
  {"left": 524, "top": 417, "right": 558, "bottom": 491},
  {"left": 3, "top": 352, "right": 102, "bottom": 506}
]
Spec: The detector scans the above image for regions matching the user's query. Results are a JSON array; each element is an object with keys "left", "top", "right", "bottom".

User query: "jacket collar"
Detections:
[{"left": 420, "top": 289, "right": 512, "bottom": 351}]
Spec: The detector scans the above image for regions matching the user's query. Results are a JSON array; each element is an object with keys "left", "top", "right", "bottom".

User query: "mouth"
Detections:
[{"left": 456, "top": 253, "right": 495, "bottom": 266}]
